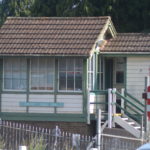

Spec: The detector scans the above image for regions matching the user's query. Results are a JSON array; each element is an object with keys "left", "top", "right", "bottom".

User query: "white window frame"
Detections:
[
  {"left": 29, "top": 57, "right": 55, "bottom": 92},
  {"left": 58, "top": 58, "right": 83, "bottom": 92},
  {"left": 88, "top": 55, "right": 95, "bottom": 91},
  {"left": 97, "top": 56, "right": 105, "bottom": 90},
  {"left": 3, "top": 57, "right": 27, "bottom": 91}
]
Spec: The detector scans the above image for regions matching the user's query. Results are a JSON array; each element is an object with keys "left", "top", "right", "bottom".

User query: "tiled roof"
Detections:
[
  {"left": 101, "top": 33, "right": 150, "bottom": 53},
  {"left": 0, "top": 17, "right": 110, "bottom": 56}
]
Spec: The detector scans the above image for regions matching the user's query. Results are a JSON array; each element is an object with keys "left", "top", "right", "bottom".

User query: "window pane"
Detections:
[
  {"left": 67, "top": 72, "right": 74, "bottom": 90},
  {"left": 59, "top": 59, "right": 66, "bottom": 71},
  {"left": 75, "top": 72, "right": 82, "bottom": 91},
  {"left": 59, "top": 72, "right": 66, "bottom": 90},
  {"left": 75, "top": 59, "right": 82, "bottom": 72},
  {"left": 116, "top": 71, "right": 124, "bottom": 83},
  {"left": 67, "top": 59, "right": 74, "bottom": 71},
  {"left": 31, "top": 57, "right": 54, "bottom": 90},
  {"left": 59, "top": 58, "right": 83, "bottom": 92},
  {"left": 47, "top": 73, "right": 54, "bottom": 90},
  {"left": 4, "top": 57, "right": 27, "bottom": 90},
  {"left": 4, "top": 79, "right": 12, "bottom": 89}
]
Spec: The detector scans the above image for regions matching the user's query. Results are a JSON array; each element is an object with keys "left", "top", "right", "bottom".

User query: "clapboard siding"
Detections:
[
  {"left": 127, "top": 57, "right": 150, "bottom": 100},
  {"left": 90, "top": 94, "right": 106, "bottom": 114},
  {"left": 1, "top": 94, "right": 26, "bottom": 112},
  {"left": 28, "top": 94, "right": 54, "bottom": 113},
  {"left": 57, "top": 95, "right": 83, "bottom": 114}
]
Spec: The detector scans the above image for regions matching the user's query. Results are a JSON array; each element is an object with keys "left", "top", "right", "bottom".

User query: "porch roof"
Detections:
[
  {"left": 101, "top": 33, "right": 150, "bottom": 54},
  {"left": 0, "top": 16, "right": 110, "bottom": 56}
]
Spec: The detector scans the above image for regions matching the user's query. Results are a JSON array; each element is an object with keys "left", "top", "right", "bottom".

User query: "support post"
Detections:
[
  {"left": 87, "top": 89, "right": 90, "bottom": 124},
  {"left": 97, "top": 109, "right": 101, "bottom": 150},
  {"left": 121, "top": 88, "right": 125, "bottom": 114},
  {"left": 144, "top": 76, "right": 150, "bottom": 134},
  {"left": 108, "top": 89, "right": 112, "bottom": 128},
  {"left": 112, "top": 88, "right": 116, "bottom": 127},
  {"left": 145, "top": 76, "right": 150, "bottom": 92}
]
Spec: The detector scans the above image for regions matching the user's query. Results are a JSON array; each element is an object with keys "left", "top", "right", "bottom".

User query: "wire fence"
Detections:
[
  {"left": 0, "top": 121, "right": 91, "bottom": 150},
  {"left": 0, "top": 120, "right": 146, "bottom": 150},
  {"left": 100, "top": 134, "right": 145, "bottom": 150}
]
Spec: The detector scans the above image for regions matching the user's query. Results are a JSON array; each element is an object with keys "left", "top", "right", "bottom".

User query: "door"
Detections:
[{"left": 105, "top": 58, "right": 113, "bottom": 89}]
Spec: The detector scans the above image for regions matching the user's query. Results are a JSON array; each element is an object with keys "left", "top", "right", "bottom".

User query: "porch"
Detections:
[{"left": 88, "top": 87, "right": 147, "bottom": 138}]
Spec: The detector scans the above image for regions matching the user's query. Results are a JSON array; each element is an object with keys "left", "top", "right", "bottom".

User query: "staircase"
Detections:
[
  {"left": 89, "top": 88, "right": 147, "bottom": 139},
  {"left": 114, "top": 114, "right": 143, "bottom": 138},
  {"left": 111, "top": 89, "right": 146, "bottom": 139}
]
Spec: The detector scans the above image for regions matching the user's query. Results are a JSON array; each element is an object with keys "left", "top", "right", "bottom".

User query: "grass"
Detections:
[{"left": 28, "top": 136, "right": 46, "bottom": 150}]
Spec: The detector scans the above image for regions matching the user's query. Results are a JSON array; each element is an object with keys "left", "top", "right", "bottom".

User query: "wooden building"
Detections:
[{"left": 0, "top": 16, "right": 149, "bottom": 134}]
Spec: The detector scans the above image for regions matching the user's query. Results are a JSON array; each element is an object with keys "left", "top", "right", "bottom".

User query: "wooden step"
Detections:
[
  {"left": 127, "top": 122, "right": 135, "bottom": 125},
  {"left": 122, "top": 117, "right": 128, "bottom": 121}
]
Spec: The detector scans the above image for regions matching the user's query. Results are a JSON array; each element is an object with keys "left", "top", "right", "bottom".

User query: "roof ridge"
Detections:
[{"left": 7, "top": 16, "right": 110, "bottom": 20}]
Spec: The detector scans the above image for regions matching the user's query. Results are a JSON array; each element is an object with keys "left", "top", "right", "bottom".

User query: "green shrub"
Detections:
[{"left": 28, "top": 136, "right": 46, "bottom": 150}]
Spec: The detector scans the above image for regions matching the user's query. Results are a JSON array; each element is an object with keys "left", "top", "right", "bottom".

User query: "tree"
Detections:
[{"left": 0, "top": 0, "right": 35, "bottom": 25}]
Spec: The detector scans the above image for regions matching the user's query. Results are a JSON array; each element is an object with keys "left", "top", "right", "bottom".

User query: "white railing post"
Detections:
[
  {"left": 121, "top": 88, "right": 125, "bottom": 114},
  {"left": 108, "top": 89, "right": 112, "bottom": 128},
  {"left": 145, "top": 76, "right": 150, "bottom": 92},
  {"left": 87, "top": 89, "right": 90, "bottom": 124},
  {"left": 112, "top": 88, "right": 116, "bottom": 127},
  {"left": 97, "top": 109, "right": 101, "bottom": 150}
]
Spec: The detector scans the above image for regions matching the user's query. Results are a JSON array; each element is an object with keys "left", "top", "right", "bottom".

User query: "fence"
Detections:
[
  {"left": 101, "top": 134, "right": 144, "bottom": 150},
  {"left": 0, "top": 121, "right": 91, "bottom": 150},
  {"left": 0, "top": 120, "right": 146, "bottom": 150}
]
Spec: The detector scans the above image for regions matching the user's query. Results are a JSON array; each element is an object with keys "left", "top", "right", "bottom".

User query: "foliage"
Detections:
[
  {"left": 0, "top": 0, "right": 150, "bottom": 32},
  {"left": 0, "top": 137, "right": 4, "bottom": 149},
  {"left": 28, "top": 136, "right": 46, "bottom": 150}
]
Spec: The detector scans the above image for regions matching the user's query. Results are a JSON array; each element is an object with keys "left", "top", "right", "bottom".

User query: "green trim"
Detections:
[
  {"left": 0, "top": 59, "right": 3, "bottom": 112},
  {"left": 124, "top": 57, "right": 127, "bottom": 110},
  {"left": 101, "top": 54, "right": 150, "bottom": 57},
  {"left": 95, "top": 53, "right": 98, "bottom": 90},
  {"left": 26, "top": 59, "right": 30, "bottom": 113},
  {"left": 90, "top": 90, "right": 108, "bottom": 95},
  {"left": 0, "top": 112, "right": 86, "bottom": 122},
  {"left": 125, "top": 57, "right": 127, "bottom": 91},
  {"left": 83, "top": 58, "right": 88, "bottom": 121},
  {"left": 125, "top": 91, "right": 144, "bottom": 107},
  {"left": 115, "top": 91, "right": 144, "bottom": 113},
  {"left": 54, "top": 58, "right": 58, "bottom": 113},
  {"left": 2, "top": 91, "right": 83, "bottom": 95},
  {"left": 20, "top": 102, "right": 64, "bottom": 107}
]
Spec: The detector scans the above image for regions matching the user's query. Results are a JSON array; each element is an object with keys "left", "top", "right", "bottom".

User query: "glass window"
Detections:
[
  {"left": 97, "top": 56, "right": 104, "bottom": 90},
  {"left": 4, "top": 57, "right": 27, "bottom": 90},
  {"left": 30, "top": 57, "right": 54, "bottom": 91},
  {"left": 88, "top": 55, "right": 95, "bottom": 90},
  {"left": 59, "top": 58, "right": 83, "bottom": 91}
]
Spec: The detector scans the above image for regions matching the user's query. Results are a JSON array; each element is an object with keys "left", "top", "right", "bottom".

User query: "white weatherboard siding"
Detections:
[
  {"left": 57, "top": 95, "right": 83, "bottom": 114},
  {"left": 127, "top": 57, "right": 150, "bottom": 101},
  {"left": 2, "top": 94, "right": 26, "bottom": 112},
  {"left": 90, "top": 94, "right": 106, "bottom": 114},
  {"left": 28, "top": 95, "right": 54, "bottom": 113}
]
